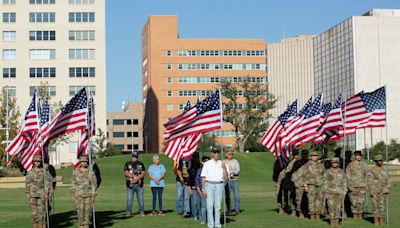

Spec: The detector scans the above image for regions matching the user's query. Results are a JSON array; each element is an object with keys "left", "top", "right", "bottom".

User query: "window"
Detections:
[
  {"left": 142, "top": 58, "right": 147, "bottom": 66},
  {"left": 127, "top": 144, "right": 139, "bottom": 150},
  {"left": 167, "top": 104, "right": 173, "bottom": 111},
  {"left": 3, "top": 31, "right": 16, "bottom": 41},
  {"left": 113, "top": 132, "right": 124, "bottom": 138},
  {"left": 3, "top": 86, "right": 16, "bottom": 96},
  {"left": 142, "top": 84, "right": 148, "bottom": 92},
  {"left": 3, "top": 13, "right": 16, "bottom": 23},
  {"left": 29, "top": 12, "right": 55, "bottom": 23},
  {"left": 29, "top": 31, "right": 56, "bottom": 41},
  {"left": 69, "top": 86, "right": 95, "bottom": 96},
  {"left": 29, "top": 0, "right": 56, "bottom": 4},
  {"left": 69, "top": 67, "right": 95, "bottom": 77},
  {"left": 127, "top": 132, "right": 139, "bottom": 137},
  {"left": 69, "top": 0, "right": 95, "bottom": 4},
  {"left": 112, "top": 119, "right": 124, "bottom": 125},
  {"left": 143, "top": 71, "right": 148, "bottom": 78},
  {"left": 179, "top": 104, "right": 185, "bottom": 110},
  {"left": 29, "top": 68, "right": 56, "bottom": 78},
  {"left": 3, "top": 49, "right": 16, "bottom": 60},
  {"left": 126, "top": 119, "right": 138, "bottom": 125},
  {"left": 69, "top": 12, "right": 95, "bottom": 22},
  {"left": 115, "top": 144, "right": 124, "bottom": 150},
  {"left": 3, "top": 68, "right": 16, "bottom": 78},
  {"left": 29, "top": 86, "right": 56, "bottom": 96},
  {"left": 69, "top": 30, "right": 95, "bottom": 41},
  {"left": 167, "top": 77, "right": 172, "bottom": 83},
  {"left": 3, "top": 0, "right": 16, "bottom": 4},
  {"left": 165, "top": 50, "right": 171, "bottom": 56},
  {"left": 69, "top": 49, "right": 95, "bottom": 60},
  {"left": 69, "top": 141, "right": 78, "bottom": 153},
  {"left": 29, "top": 49, "right": 56, "bottom": 60},
  {"left": 167, "top": 91, "right": 172, "bottom": 97},
  {"left": 166, "top": 64, "right": 172, "bottom": 70}
]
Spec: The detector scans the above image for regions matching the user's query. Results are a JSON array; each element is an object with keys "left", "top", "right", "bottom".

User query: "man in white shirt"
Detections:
[
  {"left": 201, "top": 147, "right": 228, "bottom": 228},
  {"left": 224, "top": 150, "right": 240, "bottom": 215}
]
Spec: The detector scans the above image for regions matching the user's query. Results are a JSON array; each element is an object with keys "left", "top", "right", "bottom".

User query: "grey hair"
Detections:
[{"left": 153, "top": 155, "right": 160, "bottom": 160}]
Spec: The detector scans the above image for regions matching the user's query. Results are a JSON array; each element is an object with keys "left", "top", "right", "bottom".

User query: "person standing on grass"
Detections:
[
  {"left": 189, "top": 152, "right": 201, "bottom": 221},
  {"left": 196, "top": 156, "right": 210, "bottom": 224},
  {"left": 175, "top": 157, "right": 192, "bottom": 217},
  {"left": 148, "top": 155, "right": 166, "bottom": 216},
  {"left": 124, "top": 150, "right": 146, "bottom": 217},
  {"left": 201, "top": 147, "right": 229, "bottom": 228},
  {"left": 224, "top": 150, "right": 241, "bottom": 215}
]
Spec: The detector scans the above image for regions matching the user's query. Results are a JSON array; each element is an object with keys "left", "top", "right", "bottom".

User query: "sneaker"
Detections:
[
  {"left": 149, "top": 211, "right": 156, "bottom": 216},
  {"left": 184, "top": 213, "right": 191, "bottom": 218},
  {"left": 200, "top": 222, "right": 205, "bottom": 225},
  {"left": 159, "top": 211, "right": 165, "bottom": 216},
  {"left": 140, "top": 212, "right": 145, "bottom": 217},
  {"left": 126, "top": 212, "right": 132, "bottom": 218}
]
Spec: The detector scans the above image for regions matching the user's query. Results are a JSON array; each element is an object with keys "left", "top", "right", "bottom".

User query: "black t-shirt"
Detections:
[
  {"left": 176, "top": 158, "right": 191, "bottom": 184},
  {"left": 124, "top": 161, "right": 146, "bottom": 188}
]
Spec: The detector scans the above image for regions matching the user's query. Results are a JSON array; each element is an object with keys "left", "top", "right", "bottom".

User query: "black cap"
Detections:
[
  {"left": 334, "top": 147, "right": 341, "bottom": 153},
  {"left": 354, "top": 150, "right": 362, "bottom": 156},
  {"left": 131, "top": 150, "right": 139, "bottom": 158},
  {"left": 211, "top": 147, "right": 220, "bottom": 153},
  {"left": 292, "top": 150, "right": 299, "bottom": 156},
  {"left": 301, "top": 150, "right": 309, "bottom": 155}
]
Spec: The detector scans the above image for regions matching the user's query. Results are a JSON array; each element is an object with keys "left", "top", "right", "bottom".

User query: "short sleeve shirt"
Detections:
[
  {"left": 124, "top": 161, "right": 146, "bottom": 188},
  {"left": 148, "top": 164, "right": 166, "bottom": 188}
]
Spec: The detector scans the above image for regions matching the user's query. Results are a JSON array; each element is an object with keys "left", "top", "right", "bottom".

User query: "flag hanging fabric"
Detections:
[{"left": 315, "top": 94, "right": 343, "bottom": 144}]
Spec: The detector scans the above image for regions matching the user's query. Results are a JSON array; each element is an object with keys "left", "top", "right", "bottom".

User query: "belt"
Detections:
[{"left": 206, "top": 181, "right": 223, "bottom": 184}]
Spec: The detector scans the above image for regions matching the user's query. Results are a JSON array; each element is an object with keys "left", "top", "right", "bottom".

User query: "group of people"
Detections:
[
  {"left": 273, "top": 147, "right": 391, "bottom": 227},
  {"left": 124, "top": 148, "right": 241, "bottom": 228}
]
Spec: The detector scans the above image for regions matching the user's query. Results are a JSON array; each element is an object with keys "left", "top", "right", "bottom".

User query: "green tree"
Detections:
[
  {"left": 93, "top": 128, "right": 107, "bottom": 157},
  {"left": 362, "top": 140, "right": 400, "bottom": 161},
  {"left": 221, "top": 79, "right": 276, "bottom": 152},
  {"left": 197, "top": 134, "right": 217, "bottom": 153}
]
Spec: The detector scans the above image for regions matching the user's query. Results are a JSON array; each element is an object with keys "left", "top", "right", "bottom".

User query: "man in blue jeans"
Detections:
[
  {"left": 224, "top": 150, "right": 241, "bottom": 215},
  {"left": 196, "top": 156, "right": 210, "bottom": 224},
  {"left": 175, "top": 157, "right": 191, "bottom": 217},
  {"left": 124, "top": 150, "right": 146, "bottom": 217}
]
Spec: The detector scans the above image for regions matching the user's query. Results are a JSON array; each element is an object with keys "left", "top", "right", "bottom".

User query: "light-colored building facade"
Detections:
[
  {"left": 107, "top": 102, "right": 144, "bottom": 153},
  {"left": 268, "top": 35, "right": 316, "bottom": 118},
  {"left": 314, "top": 9, "right": 400, "bottom": 150},
  {"left": 142, "top": 16, "right": 267, "bottom": 152},
  {"left": 0, "top": 0, "right": 106, "bottom": 164}
]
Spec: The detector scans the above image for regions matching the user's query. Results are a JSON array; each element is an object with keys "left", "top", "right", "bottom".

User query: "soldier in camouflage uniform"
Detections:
[
  {"left": 323, "top": 157, "right": 347, "bottom": 227},
  {"left": 368, "top": 154, "right": 390, "bottom": 226},
  {"left": 291, "top": 150, "right": 309, "bottom": 218},
  {"left": 302, "top": 151, "right": 325, "bottom": 221},
  {"left": 71, "top": 155, "right": 97, "bottom": 228},
  {"left": 25, "top": 155, "right": 52, "bottom": 228},
  {"left": 346, "top": 150, "right": 368, "bottom": 219},
  {"left": 283, "top": 150, "right": 299, "bottom": 216}
]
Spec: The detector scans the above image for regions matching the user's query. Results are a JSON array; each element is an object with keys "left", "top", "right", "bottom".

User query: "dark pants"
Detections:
[
  {"left": 151, "top": 187, "right": 163, "bottom": 212},
  {"left": 277, "top": 185, "right": 289, "bottom": 209}
]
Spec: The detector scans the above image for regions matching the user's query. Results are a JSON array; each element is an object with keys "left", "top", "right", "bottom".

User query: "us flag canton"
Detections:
[
  {"left": 298, "top": 97, "right": 313, "bottom": 116},
  {"left": 333, "top": 94, "right": 342, "bottom": 108},
  {"left": 305, "top": 94, "right": 322, "bottom": 118},
  {"left": 322, "top": 103, "right": 332, "bottom": 116},
  {"left": 360, "top": 87, "right": 386, "bottom": 112},
  {"left": 40, "top": 99, "right": 50, "bottom": 126},
  {"left": 62, "top": 88, "right": 87, "bottom": 114},
  {"left": 196, "top": 90, "right": 220, "bottom": 115},
  {"left": 279, "top": 101, "right": 297, "bottom": 126},
  {"left": 25, "top": 94, "right": 37, "bottom": 119}
]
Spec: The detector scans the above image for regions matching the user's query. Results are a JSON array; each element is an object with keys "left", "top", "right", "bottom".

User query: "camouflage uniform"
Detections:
[
  {"left": 346, "top": 156, "right": 368, "bottom": 217},
  {"left": 291, "top": 164, "right": 306, "bottom": 214},
  {"left": 368, "top": 155, "right": 390, "bottom": 225},
  {"left": 71, "top": 156, "right": 97, "bottom": 226},
  {"left": 25, "top": 156, "right": 52, "bottom": 225},
  {"left": 302, "top": 152, "right": 325, "bottom": 217},
  {"left": 323, "top": 158, "right": 347, "bottom": 226},
  {"left": 284, "top": 157, "right": 298, "bottom": 212}
]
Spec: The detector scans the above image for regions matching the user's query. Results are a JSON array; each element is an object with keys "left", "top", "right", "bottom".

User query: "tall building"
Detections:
[
  {"left": 268, "top": 35, "right": 316, "bottom": 118},
  {"left": 0, "top": 0, "right": 106, "bottom": 164},
  {"left": 314, "top": 9, "right": 400, "bottom": 150},
  {"left": 142, "top": 16, "right": 267, "bottom": 153},
  {"left": 107, "top": 102, "right": 144, "bottom": 153}
]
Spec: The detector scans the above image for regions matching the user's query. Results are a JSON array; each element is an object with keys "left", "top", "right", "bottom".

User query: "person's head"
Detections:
[
  {"left": 310, "top": 151, "right": 318, "bottom": 162},
  {"left": 201, "top": 156, "right": 210, "bottom": 165},
  {"left": 374, "top": 154, "right": 384, "bottom": 166},
  {"left": 79, "top": 155, "right": 89, "bottom": 168},
  {"left": 211, "top": 147, "right": 220, "bottom": 160},
  {"left": 334, "top": 147, "right": 342, "bottom": 157},
  {"left": 345, "top": 150, "right": 352, "bottom": 159},
  {"left": 153, "top": 155, "right": 160, "bottom": 165},
  {"left": 33, "top": 155, "right": 42, "bottom": 168},
  {"left": 301, "top": 150, "right": 309, "bottom": 160},
  {"left": 354, "top": 150, "right": 362, "bottom": 161},
  {"left": 131, "top": 150, "right": 139, "bottom": 162},
  {"left": 331, "top": 157, "right": 340, "bottom": 168},
  {"left": 292, "top": 149, "right": 299, "bottom": 159},
  {"left": 226, "top": 150, "right": 233, "bottom": 160}
]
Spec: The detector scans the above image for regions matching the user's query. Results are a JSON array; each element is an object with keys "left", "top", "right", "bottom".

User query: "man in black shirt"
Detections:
[
  {"left": 175, "top": 157, "right": 191, "bottom": 217},
  {"left": 124, "top": 150, "right": 146, "bottom": 217}
]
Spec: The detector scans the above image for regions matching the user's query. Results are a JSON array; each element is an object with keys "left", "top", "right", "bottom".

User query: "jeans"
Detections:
[
  {"left": 126, "top": 186, "right": 144, "bottom": 213},
  {"left": 205, "top": 182, "right": 223, "bottom": 228},
  {"left": 191, "top": 189, "right": 200, "bottom": 219},
  {"left": 200, "top": 194, "right": 207, "bottom": 223},
  {"left": 151, "top": 187, "right": 163, "bottom": 212},
  {"left": 176, "top": 181, "right": 190, "bottom": 215},
  {"left": 225, "top": 180, "right": 240, "bottom": 212}
]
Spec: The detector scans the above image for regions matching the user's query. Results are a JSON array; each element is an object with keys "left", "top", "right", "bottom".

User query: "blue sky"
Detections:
[{"left": 106, "top": 0, "right": 399, "bottom": 111}]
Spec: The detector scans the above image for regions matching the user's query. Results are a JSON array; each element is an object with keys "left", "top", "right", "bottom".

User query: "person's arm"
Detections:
[
  {"left": 222, "top": 161, "right": 228, "bottom": 180},
  {"left": 235, "top": 160, "right": 240, "bottom": 175},
  {"left": 25, "top": 172, "right": 31, "bottom": 201},
  {"left": 124, "top": 163, "right": 133, "bottom": 178},
  {"left": 159, "top": 165, "right": 166, "bottom": 181},
  {"left": 70, "top": 171, "right": 77, "bottom": 203}
]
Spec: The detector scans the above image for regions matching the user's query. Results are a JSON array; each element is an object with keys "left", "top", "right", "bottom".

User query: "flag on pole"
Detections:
[{"left": 314, "top": 94, "right": 343, "bottom": 144}]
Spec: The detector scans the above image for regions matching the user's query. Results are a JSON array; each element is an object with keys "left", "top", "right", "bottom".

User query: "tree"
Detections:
[
  {"left": 221, "top": 79, "right": 276, "bottom": 152},
  {"left": 197, "top": 134, "right": 217, "bottom": 153},
  {"left": 93, "top": 128, "right": 107, "bottom": 157},
  {"left": 0, "top": 88, "right": 21, "bottom": 166},
  {"left": 363, "top": 139, "right": 400, "bottom": 161}
]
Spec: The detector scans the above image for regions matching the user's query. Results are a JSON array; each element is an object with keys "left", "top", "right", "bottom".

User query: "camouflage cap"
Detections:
[
  {"left": 331, "top": 157, "right": 340, "bottom": 163},
  {"left": 354, "top": 150, "right": 362, "bottom": 156},
  {"left": 33, "top": 155, "right": 42, "bottom": 162},
  {"left": 310, "top": 151, "right": 318, "bottom": 156},
  {"left": 79, "top": 155, "right": 89, "bottom": 162},
  {"left": 374, "top": 154, "right": 384, "bottom": 161}
]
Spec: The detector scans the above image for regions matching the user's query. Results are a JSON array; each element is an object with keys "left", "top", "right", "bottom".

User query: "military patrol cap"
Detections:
[
  {"left": 354, "top": 150, "right": 362, "bottom": 156},
  {"left": 131, "top": 150, "right": 139, "bottom": 158},
  {"left": 334, "top": 147, "right": 342, "bottom": 153},
  {"left": 79, "top": 155, "right": 89, "bottom": 162},
  {"left": 33, "top": 155, "right": 42, "bottom": 162},
  {"left": 310, "top": 151, "right": 318, "bottom": 156},
  {"left": 331, "top": 157, "right": 340, "bottom": 163},
  {"left": 292, "top": 149, "right": 299, "bottom": 156},
  {"left": 211, "top": 147, "right": 220, "bottom": 153},
  {"left": 374, "top": 154, "right": 383, "bottom": 161}
]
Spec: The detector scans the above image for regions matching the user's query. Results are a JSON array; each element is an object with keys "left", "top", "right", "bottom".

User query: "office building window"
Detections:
[
  {"left": 3, "top": 49, "right": 16, "bottom": 60},
  {"left": 167, "top": 104, "right": 173, "bottom": 111},
  {"left": 127, "top": 132, "right": 139, "bottom": 137},
  {"left": 29, "top": 12, "right": 55, "bottom": 23},
  {"left": 29, "top": 49, "right": 56, "bottom": 60},
  {"left": 112, "top": 119, "right": 124, "bottom": 125},
  {"left": 29, "top": 68, "right": 56, "bottom": 78},
  {"left": 29, "top": 31, "right": 56, "bottom": 41},
  {"left": 3, "top": 31, "right": 16, "bottom": 41},
  {"left": 127, "top": 144, "right": 139, "bottom": 150},
  {"left": 69, "top": 49, "right": 95, "bottom": 60},
  {"left": 143, "top": 71, "right": 148, "bottom": 78},
  {"left": 167, "top": 91, "right": 172, "bottom": 97},
  {"left": 29, "top": 86, "right": 56, "bottom": 96},
  {"left": 113, "top": 132, "right": 124, "bottom": 138},
  {"left": 29, "top": 0, "right": 56, "bottom": 4},
  {"left": 115, "top": 144, "right": 124, "bottom": 150},
  {"left": 2, "top": 86, "right": 16, "bottom": 96},
  {"left": 166, "top": 64, "right": 172, "bottom": 70},
  {"left": 69, "top": 30, "right": 95, "bottom": 41},
  {"left": 165, "top": 50, "right": 171, "bottom": 56},
  {"left": 167, "top": 77, "right": 172, "bottom": 83},
  {"left": 69, "top": 67, "right": 95, "bottom": 77},
  {"left": 126, "top": 119, "right": 138, "bottom": 125},
  {"left": 3, "top": 13, "right": 16, "bottom": 23},
  {"left": 69, "top": 86, "right": 95, "bottom": 96},
  {"left": 3, "top": 0, "right": 16, "bottom": 4},
  {"left": 69, "top": 0, "right": 95, "bottom": 4},
  {"left": 69, "top": 12, "right": 95, "bottom": 22},
  {"left": 3, "top": 68, "right": 16, "bottom": 78},
  {"left": 179, "top": 104, "right": 185, "bottom": 110}
]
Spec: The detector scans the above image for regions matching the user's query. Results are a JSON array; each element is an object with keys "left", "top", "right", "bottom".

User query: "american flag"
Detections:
[
  {"left": 74, "top": 129, "right": 89, "bottom": 169},
  {"left": 261, "top": 100, "right": 297, "bottom": 155},
  {"left": 286, "top": 93, "right": 323, "bottom": 147},
  {"left": 163, "top": 90, "right": 221, "bottom": 142},
  {"left": 315, "top": 94, "right": 343, "bottom": 144},
  {"left": 343, "top": 87, "right": 386, "bottom": 135},
  {"left": 164, "top": 101, "right": 196, "bottom": 132}
]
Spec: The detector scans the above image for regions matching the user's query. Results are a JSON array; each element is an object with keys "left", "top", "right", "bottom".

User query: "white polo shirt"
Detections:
[{"left": 201, "top": 159, "right": 228, "bottom": 182}]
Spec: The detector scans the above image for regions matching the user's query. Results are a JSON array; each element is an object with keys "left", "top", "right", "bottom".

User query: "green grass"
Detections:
[{"left": 0, "top": 152, "right": 399, "bottom": 227}]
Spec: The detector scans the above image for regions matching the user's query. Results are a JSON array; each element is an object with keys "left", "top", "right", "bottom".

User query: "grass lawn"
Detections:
[{"left": 0, "top": 152, "right": 399, "bottom": 227}]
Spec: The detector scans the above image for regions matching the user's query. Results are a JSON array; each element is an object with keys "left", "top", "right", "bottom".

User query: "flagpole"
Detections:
[
  {"left": 218, "top": 88, "right": 227, "bottom": 228},
  {"left": 341, "top": 88, "right": 347, "bottom": 227},
  {"left": 86, "top": 88, "right": 96, "bottom": 228},
  {"left": 384, "top": 85, "right": 389, "bottom": 225}
]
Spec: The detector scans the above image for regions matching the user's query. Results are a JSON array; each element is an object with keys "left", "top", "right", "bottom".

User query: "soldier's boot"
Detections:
[
  {"left": 299, "top": 212, "right": 305, "bottom": 219},
  {"left": 315, "top": 214, "right": 321, "bottom": 221},
  {"left": 278, "top": 207, "right": 284, "bottom": 214},
  {"left": 374, "top": 217, "right": 380, "bottom": 225},
  {"left": 344, "top": 212, "right": 347, "bottom": 219},
  {"left": 379, "top": 217, "right": 385, "bottom": 225},
  {"left": 291, "top": 210, "right": 296, "bottom": 217},
  {"left": 310, "top": 214, "right": 315, "bottom": 221},
  {"left": 330, "top": 219, "right": 335, "bottom": 227},
  {"left": 336, "top": 219, "right": 341, "bottom": 226}
]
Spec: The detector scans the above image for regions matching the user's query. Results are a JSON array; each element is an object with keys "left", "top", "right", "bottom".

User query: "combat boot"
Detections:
[
  {"left": 379, "top": 217, "right": 385, "bottom": 225},
  {"left": 330, "top": 219, "right": 335, "bottom": 227},
  {"left": 336, "top": 219, "right": 341, "bottom": 226},
  {"left": 299, "top": 212, "right": 304, "bottom": 219},
  {"left": 278, "top": 207, "right": 284, "bottom": 214},
  {"left": 291, "top": 210, "right": 296, "bottom": 216},
  {"left": 315, "top": 214, "right": 321, "bottom": 221},
  {"left": 374, "top": 217, "right": 379, "bottom": 225}
]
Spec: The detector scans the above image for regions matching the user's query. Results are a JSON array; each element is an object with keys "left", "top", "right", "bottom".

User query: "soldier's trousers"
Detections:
[
  {"left": 295, "top": 187, "right": 304, "bottom": 211},
  {"left": 371, "top": 193, "right": 387, "bottom": 217},
  {"left": 327, "top": 193, "right": 342, "bottom": 219},
  {"left": 30, "top": 197, "right": 45, "bottom": 224},
  {"left": 75, "top": 196, "right": 93, "bottom": 225},
  {"left": 307, "top": 185, "right": 323, "bottom": 215},
  {"left": 349, "top": 187, "right": 366, "bottom": 214}
]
